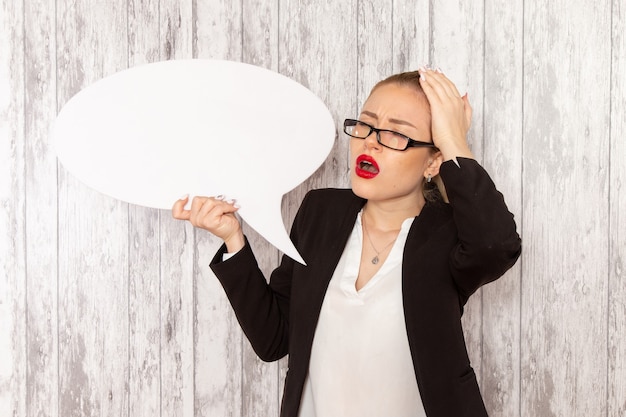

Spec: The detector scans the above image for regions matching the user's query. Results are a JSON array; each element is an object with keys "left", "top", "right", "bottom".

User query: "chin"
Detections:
[
  {"left": 351, "top": 176, "right": 424, "bottom": 204},
  {"left": 350, "top": 175, "right": 377, "bottom": 200}
]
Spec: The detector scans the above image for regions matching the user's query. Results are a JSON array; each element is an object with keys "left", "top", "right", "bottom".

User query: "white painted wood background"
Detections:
[{"left": 0, "top": 0, "right": 624, "bottom": 416}]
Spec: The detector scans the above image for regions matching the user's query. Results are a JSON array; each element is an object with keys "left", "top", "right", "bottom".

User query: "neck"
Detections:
[{"left": 362, "top": 193, "right": 426, "bottom": 232}]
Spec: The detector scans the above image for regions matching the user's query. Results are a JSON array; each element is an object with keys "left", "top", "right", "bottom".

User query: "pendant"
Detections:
[{"left": 371, "top": 256, "right": 379, "bottom": 265}]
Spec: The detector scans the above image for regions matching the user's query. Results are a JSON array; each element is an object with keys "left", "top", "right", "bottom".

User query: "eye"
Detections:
[
  {"left": 354, "top": 122, "right": 370, "bottom": 137},
  {"left": 380, "top": 131, "right": 408, "bottom": 149}
]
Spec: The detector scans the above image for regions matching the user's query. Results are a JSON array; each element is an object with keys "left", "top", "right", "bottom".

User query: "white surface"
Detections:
[{"left": 52, "top": 59, "right": 336, "bottom": 264}]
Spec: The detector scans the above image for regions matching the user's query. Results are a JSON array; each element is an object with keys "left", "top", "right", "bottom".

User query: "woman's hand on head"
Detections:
[
  {"left": 172, "top": 195, "right": 245, "bottom": 253},
  {"left": 418, "top": 67, "right": 474, "bottom": 161}
]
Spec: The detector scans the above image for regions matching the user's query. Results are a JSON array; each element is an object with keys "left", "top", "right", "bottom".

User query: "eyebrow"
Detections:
[{"left": 360, "top": 110, "right": 417, "bottom": 129}]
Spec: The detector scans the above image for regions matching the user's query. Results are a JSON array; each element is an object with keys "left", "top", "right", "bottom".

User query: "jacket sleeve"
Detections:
[
  {"left": 209, "top": 192, "right": 313, "bottom": 362},
  {"left": 439, "top": 157, "right": 522, "bottom": 300}
]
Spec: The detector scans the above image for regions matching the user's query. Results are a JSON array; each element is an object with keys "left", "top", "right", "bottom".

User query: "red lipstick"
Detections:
[{"left": 355, "top": 154, "right": 380, "bottom": 179}]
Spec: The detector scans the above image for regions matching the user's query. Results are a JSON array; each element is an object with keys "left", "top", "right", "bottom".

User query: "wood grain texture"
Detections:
[
  {"left": 521, "top": 0, "right": 612, "bottom": 415},
  {"left": 56, "top": 1, "right": 130, "bottom": 416},
  {"left": 430, "top": 0, "right": 486, "bottom": 384},
  {"left": 392, "top": 0, "right": 431, "bottom": 73},
  {"left": 0, "top": 1, "right": 26, "bottom": 417},
  {"left": 128, "top": 204, "right": 161, "bottom": 417},
  {"left": 160, "top": 216, "right": 195, "bottom": 417},
  {"left": 23, "top": 0, "right": 59, "bottom": 416},
  {"left": 609, "top": 0, "right": 626, "bottom": 415},
  {"left": 356, "top": 0, "right": 393, "bottom": 105},
  {"left": 481, "top": 0, "right": 524, "bottom": 415},
  {"left": 162, "top": 0, "right": 194, "bottom": 60}
]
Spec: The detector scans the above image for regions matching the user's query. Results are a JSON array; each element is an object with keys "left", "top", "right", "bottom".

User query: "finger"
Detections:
[
  {"left": 418, "top": 75, "right": 446, "bottom": 110},
  {"left": 196, "top": 198, "right": 222, "bottom": 224},
  {"left": 428, "top": 72, "right": 461, "bottom": 99},
  {"left": 428, "top": 68, "right": 462, "bottom": 96},
  {"left": 191, "top": 196, "right": 239, "bottom": 229},
  {"left": 416, "top": 70, "right": 461, "bottom": 100},
  {"left": 418, "top": 71, "right": 458, "bottom": 109},
  {"left": 462, "top": 94, "right": 473, "bottom": 126},
  {"left": 210, "top": 200, "right": 240, "bottom": 223},
  {"left": 172, "top": 195, "right": 191, "bottom": 220},
  {"left": 189, "top": 195, "right": 210, "bottom": 215},
  {"left": 188, "top": 196, "right": 213, "bottom": 226},
  {"left": 418, "top": 69, "right": 442, "bottom": 103},
  {"left": 196, "top": 196, "right": 237, "bottom": 216},
  {"left": 436, "top": 70, "right": 463, "bottom": 98}
]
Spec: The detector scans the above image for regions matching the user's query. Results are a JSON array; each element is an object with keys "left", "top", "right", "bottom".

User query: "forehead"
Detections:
[{"left": 361, "top": 83, "right": 431, "bottom": 124}]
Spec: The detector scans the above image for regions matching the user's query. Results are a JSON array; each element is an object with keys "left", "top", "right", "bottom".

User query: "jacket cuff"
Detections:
[{"left": 210, "top": 236, "right": 253, "bottom": 268}]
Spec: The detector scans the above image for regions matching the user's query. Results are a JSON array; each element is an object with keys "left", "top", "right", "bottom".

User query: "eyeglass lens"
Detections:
[{"left": 345, "top": 120, "right": 408, "bottom": 150}]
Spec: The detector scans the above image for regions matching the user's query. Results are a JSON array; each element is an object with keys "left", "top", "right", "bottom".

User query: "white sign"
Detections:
[{"left": 52, "top": 59, "right": 336, "bottom": 265}]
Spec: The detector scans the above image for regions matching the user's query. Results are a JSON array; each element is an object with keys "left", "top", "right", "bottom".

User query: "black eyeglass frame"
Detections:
[{"left": 343, "top": 118, "right": 436, "bottom": 151}]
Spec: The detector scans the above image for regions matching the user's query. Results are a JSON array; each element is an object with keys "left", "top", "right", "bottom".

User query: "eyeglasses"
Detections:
[{"left": 343, "top": 119, "right": 436, "bottom": 151}]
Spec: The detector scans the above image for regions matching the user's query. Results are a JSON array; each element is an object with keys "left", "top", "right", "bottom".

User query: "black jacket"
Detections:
[{"left": 211, "top": 158, "right": 521, "bottom": 417}]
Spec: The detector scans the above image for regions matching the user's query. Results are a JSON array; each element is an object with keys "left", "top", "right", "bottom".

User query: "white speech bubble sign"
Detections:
[{"left": 52, "top": 59, "right": 336, "bottom": 265}]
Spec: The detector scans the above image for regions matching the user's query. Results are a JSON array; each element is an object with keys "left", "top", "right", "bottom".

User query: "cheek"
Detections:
[
  {"left": 389, "top": 154, "right": 429, "bottom": 184},
  {"left": 382, "top": 159, "right": 414, "bottom": 188},
  {"left": 349, "top": 139, "right": 368, "bottom": 166}
]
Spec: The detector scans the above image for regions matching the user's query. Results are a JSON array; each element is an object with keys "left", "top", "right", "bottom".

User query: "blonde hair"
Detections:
[{"left": 372, "top": 71, "right": 449, "bottom": 203}]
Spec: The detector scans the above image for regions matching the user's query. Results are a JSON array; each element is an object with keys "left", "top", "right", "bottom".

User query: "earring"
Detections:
[{"left": 427, "top": 174, "right": 432, "bottom": 183}]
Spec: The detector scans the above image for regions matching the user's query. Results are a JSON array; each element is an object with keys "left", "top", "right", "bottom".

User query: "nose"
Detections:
[{"left": 363, "top": 130, "right": 381, "bottom": 150}]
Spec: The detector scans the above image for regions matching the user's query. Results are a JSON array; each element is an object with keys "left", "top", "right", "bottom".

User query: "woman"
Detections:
[{"left": 172, "top": 67, "right": 521, "bottom": 417}]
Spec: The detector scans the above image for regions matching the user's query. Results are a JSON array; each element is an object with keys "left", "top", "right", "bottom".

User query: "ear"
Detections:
[{"left": 424, "top": 151, "right": 444, "bottom": 180}]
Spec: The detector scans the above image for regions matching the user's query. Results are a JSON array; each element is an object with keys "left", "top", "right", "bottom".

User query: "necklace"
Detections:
[{"left": 362, "top": 216, "right": 397, "bottom": 265}]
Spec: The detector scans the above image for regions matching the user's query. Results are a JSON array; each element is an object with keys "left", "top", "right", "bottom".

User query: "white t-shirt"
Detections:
[{"left": 298, "top": 212, "right": 426, "bottom": 417}]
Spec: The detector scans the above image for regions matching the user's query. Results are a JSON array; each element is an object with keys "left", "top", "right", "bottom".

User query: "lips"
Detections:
[{"left": 355, "top": 154, "right": 380, "bottom": 179}]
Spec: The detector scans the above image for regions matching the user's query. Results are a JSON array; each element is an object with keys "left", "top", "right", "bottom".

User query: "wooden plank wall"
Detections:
[{"left": 0, "top": 0, "right": 624, "bottom": 416}]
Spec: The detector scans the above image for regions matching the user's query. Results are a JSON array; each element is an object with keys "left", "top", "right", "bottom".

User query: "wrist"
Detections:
[
  {"left": 224, "top": 230, "right": 245, "bottom": 253},
  {"left": 437, "top": 139, "right": 474, "bottom": 161}
]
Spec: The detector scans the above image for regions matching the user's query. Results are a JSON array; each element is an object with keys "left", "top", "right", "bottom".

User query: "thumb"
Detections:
[{"left": 462, "top": 93, "right": 472, "bottom": 127}]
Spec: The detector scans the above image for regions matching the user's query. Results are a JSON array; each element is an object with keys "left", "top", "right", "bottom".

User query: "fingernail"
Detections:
[
  {"left": 216, "top": 195, "right": 225, "bottom": 200},
  {"left": 233, "top": 203, "right": 241, "bottom": 209},
  {"left": 180, "top": 194, "right": 189, "bottom": 200},
  {"left": 435, "top": 67, "right": 443, "bottom": 73},
  {"left": 227, "top": 199, "right": 237, "bottom": 205},
  {"left": 419, "top": 72, "right": 426, "bottom": 81}
]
